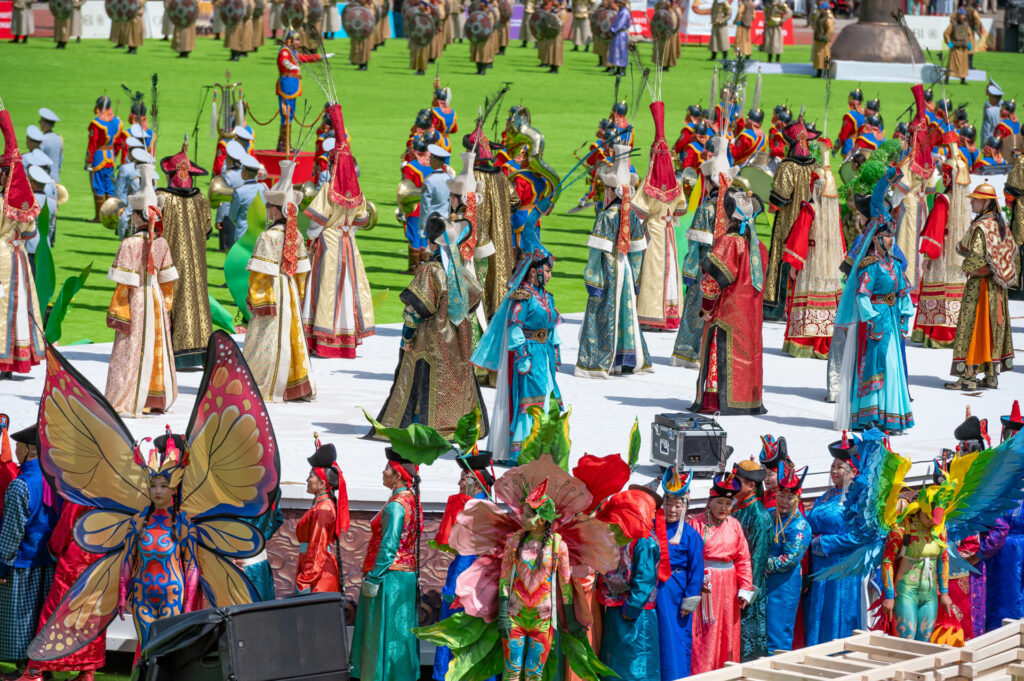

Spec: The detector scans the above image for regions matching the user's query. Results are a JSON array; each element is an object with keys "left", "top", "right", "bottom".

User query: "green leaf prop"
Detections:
[
  {"left": 223, "top": 193, "right": 267, "bottom": 323},
  {"left": 452, "top": 406, "right": 483, "bottom": 452},
  {"left": 360, "top": 408, "right": 453, "bottom": 465},
  {"left": 208, "top": 294, "right": 237, "bottom": 334},
  {"left": 519, "top": 396, "right": 572, "bottom": 470},
  {"left": 371, "top": 288, "right": 390, "bottom": 309},
  {"left": 627, "top": 417, "right": 641, "bottom": 470},
  {"left": 34, "top": 202, "right": 56, "bottom": 311},
  {"left": 44, "top": 262, "right": 92, "bottom": 343}
]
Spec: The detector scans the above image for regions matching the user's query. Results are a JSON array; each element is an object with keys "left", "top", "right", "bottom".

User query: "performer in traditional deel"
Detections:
[
  {"left": 467, "top": 0, "right": 498, "bottom": 74},
  {"left": 945, "top": 8, "right": 973, "bottom": 85},
  {"left": 103, "top": 165, "right": 178, "bottom": 417},
  {"left": 707, "top": 0, "right": 729, "bottom": 60},
  {"left": 303, "top": 105, "right": 377, "bottom": 359},
  {"left": 781, "top": 140, "right": 846, "bottom": 359},
  {"left": 762, "top": 0, "right": 790, "bottom": 63},
  {"left": 276, "top": 30, "right": 325, "bottom": 151},
  {"left": 810, "top": 1, "right": 833, "bottom": 78},
  {"left": 737, "top": 0, "right": 753, "bottom": 57},
  {"left": 635, "top": 99, "right": 686, "bottom": 332},
  {"left": 768, "top": 106, "right": 791, "bottom": 159},
  {"left": 295, "top": 438, "right": 348, "bottom": 593},
  {"left": 730, "top": 107, "right": 766, "bottom": 167},
  {"left": 986, "top": 401, "right": 1024, "bottom": 631},
  {"left": 576, "top": 145, "right": 653, "bottom": 378},
  {"left": 766, "top": 463, "right": 811, "bottom": 652},
  {"left": 0, "top": 111, "right": 45, "bottom": 378},
  {"left": 431, "top": 78, "right": 458, "bottom": 151},
  {"left": 836, "top": 88, "right": 865, "bottom": 157},
  {"left": 157, "top": 140, "right": 214, "bottom": 371},
  {"left": 996, "top": 99, "right": 1021, "bottom": 156},
  {"left": 651, "top": 0, "right": 681, "bottom": 71},
  {"left": 732, "top": 459, "right": 771, "bottom": 661},
  {"left": 692, "top": 184, "right": 768, "bottom": 415},
  {"left": 655, "top": 467, "right": 704, "bottom": 681},
  {"left": 606, "top": 0, "right": 630, "bottom": 76},
  {"left": 763, "top": 116, "right": 821, "bottom": 321},
  {"left": 10, "top": 0, "right": 33, "bottom": 43},
  {"left": 0, "top": 425, "right": 58, "bottom": 681},
  {"left": 571, "top": 0, "right": 591, "bottom": 51},
  {"left": 974, "top": 136, "right": 1006, "bottom": 171},
  {"left": 244, "top": 160, "right": 316, "bottom": 401},
  {"left": 86, "top": 96, "right": 123, "bottom": 223},
  {"left": 912, "top": 139, "right": 971, "bottom": 349},
  {"left": 945, "top": 182, "right": 1017, "bottom": 390}
]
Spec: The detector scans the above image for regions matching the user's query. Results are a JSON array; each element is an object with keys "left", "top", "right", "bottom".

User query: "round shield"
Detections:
[
  {"left": 498, "top": 0, "right": 511, "bottom": 22},
  {"left": 165, "top": 0, "right": 198, "bottom": 26},
  {"left": 464, "top": 9, "right": 494, "bottom": 43},
  {"left": 650, "top": 7, "right": 676, "bottom": 37},
  {"left": 738, "top": 165, "right": 774, "bottom": 204},
  {"left": 838, "top": 157, "right": 857, "bottom": 184},
  {"left": 219, "top": 0, "right": 247, "bottom": 25},
  {"left": 280, "top": 0, "right": 305, "bottom": 28},
  {"left": 104, "top": 0, "right": 140, "bottom": 22},
  {"left": 405, "top": 8, "right": 437, "bottom": 46},
  {"left": 590, "top": 6, "right": 615, "bottom": 40},
  {"left": 342, "top": 3, "right": 375, "bottom": 38},
  {"left": 305, "top": 0, "right": 323, "bottom": 26},
  {"left": 529, "top": 8, "right": 560, "bottom": 40},
  {"left": 49, "top": 0, "right": 74, "bottom": 19}
]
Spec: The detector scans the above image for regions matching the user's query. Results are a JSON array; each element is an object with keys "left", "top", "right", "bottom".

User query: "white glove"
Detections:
[{"left": 361, "top": 579, "right": 380, "bottom": 598}]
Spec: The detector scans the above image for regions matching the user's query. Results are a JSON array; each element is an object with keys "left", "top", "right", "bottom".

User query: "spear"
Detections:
[{"left": 150, "top": 73, "right": 159, "bottom": 157}]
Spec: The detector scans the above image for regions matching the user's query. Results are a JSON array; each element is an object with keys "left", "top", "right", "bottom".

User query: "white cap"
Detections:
[
  {"left": 25, "top": 125, "right": 44, "bottom": 143},
  {"left": 23, "top": 149, "right": 54, "bottom": 168},
  {"left": 128, "top": 164, "right": 159, "bottom": 212},
  {"left": 125, "top": 136, "right": 145, "bottom": 149},
  {"left": 701, "top": 136, "right": 739, "bottom": 185},
  {"left": 322, "top": 137, "right": 336, "bottom": 153},
  {"left": 241, "top": 154, "right": 262, "bottom": 171},
  {"left": 131, "top": 148, "right": 155, "bottom": 164},
  {"left": 233, "top": 126, "right": 254, "bottom": 141},
  {"left": 447, "top": 152, "right": 481, "bottom": 197},
  {"left": 264, "top": 160, "right": 297, "bottom": 207},
  {"left": 28, "top": 164, "right": 52, "bottom": 186},
  {"left": 988, "top": 79, "right": 1004, "bottom": 97},
  {"left": 38, "top": 107, "right": 60, "bottom": 123},
  {"left": 598, "top": 144, "right": 633, "bottom": 190},
  {"left": 226, "top": 140, "right": 247, "bottom": 161},
  {"left": 427, "top": 144, "right": 450, "bottom": 159},
  {"left": 129, "top": 123, "right": 146, "bottom": 139}
]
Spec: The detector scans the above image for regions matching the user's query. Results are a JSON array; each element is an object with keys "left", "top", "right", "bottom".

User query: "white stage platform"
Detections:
[
  {"left": 5, "top": 302, "right": 1024, "bottom": 509},
  {"left": 755, "top": 60, "right": 987, "bottom": 84}
]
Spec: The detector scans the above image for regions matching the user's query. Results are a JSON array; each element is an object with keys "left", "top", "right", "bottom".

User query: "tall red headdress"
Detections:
[
  {"left": 643, "top": 101, "right": 681, "bottom": 203},
  {"left": 0, "top": 111, "right": 40, "bottom": 223},
  {"left": 326, "top": 105, "right": 363, "bottom": 209}
]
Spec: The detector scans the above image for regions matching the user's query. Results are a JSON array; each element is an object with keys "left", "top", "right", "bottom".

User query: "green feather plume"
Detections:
[{"left": 361, "top": 408, "right": 453, "bottom": 466}]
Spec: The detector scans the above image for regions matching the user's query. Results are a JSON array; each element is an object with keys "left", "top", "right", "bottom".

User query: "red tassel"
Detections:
[
  {"left": 654, "top": 508, "right": 672, "bottom": 584},
  {"left": 334, "top": 463, "right": 350, "bottom": 534}
]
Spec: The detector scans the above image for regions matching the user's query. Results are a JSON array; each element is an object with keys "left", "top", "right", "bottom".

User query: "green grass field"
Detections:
[{"left": 0, "top": 36, "right": 1021, "bottom": 344}]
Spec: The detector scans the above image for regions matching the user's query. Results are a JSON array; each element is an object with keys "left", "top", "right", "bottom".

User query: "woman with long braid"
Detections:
[{"left": 295, "top": 438, "right": 349, "bottom": 594}]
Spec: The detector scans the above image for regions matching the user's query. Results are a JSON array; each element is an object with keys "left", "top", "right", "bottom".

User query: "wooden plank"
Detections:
[
  {"left": 856, "top": 650, "right": 964, "bottom": 681},
  {"left": 964, "top": 623, "right": 1023, "bottom": 651},
  {"left": 845, "top": 641, "right": 917, "bottom": 662},
  {"left": 802, "top": 654, "right": 879, "bottom": 672},
  {"left": 867, "top": 633, "right": 948, "bottom": 655},
  {"left": 690, "top": 664, "right": 749, "bottom": 680},
  {"left": 744, "top": 667, "right": 816, "bottom": 681},
  {"left": 768, "top": 659, "right": 845, "bottom": 678},
  {"left": 894, "top": 670, "right": 929, "bottom": 681},
  {"left": 960, "top": 648, "right": 1021, "bottom": 677},
  {"left": 962, "top": 636, "right": 1021, "bottom": 663}
]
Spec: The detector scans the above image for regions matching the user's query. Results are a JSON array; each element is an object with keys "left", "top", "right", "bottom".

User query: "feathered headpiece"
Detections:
[
  {"left": 524, "top": 478, "right": 558, "bottom": 522},
  {"left": 661, "top": 465, "right": 691, "bottom": 498},
  {"left": 133, "top": 425, "right": 190, "bottom": 487}
]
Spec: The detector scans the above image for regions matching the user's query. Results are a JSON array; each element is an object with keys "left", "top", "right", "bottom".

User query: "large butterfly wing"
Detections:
[
  {"left": 38, "top": 342, "right": 147, "bottom": 514},
  {"left": 28, "top": 547, "right": 127, "bottom": 661},
  {"left": 74, "top": 509, "right": 135, "bottom": 554},
  {"left": 183, "top": 332, "right": 281, "bottom": 520},
  {"left": 194, "top": 517, "right": 264, "bottom": 559},
  {"left": 195, "top": 544, "right": 261, "bottom": 607}
]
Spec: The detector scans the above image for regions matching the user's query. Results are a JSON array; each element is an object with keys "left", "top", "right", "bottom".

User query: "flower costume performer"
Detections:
[
  {"left": 692, "top": 185, "right": 768, "bottom": 415},
  {"left": 766, "top": 464, "right": 811, "bottom": 651},
  {"left": 595, "top": 486, "right": 662, "bottom": 681},
  {"left": 103, "top": 163, "right": 179, "bottom": 417},
  {"left": 834, "top": 169, "right": 914, "bottom": 434},
  {"left": 576, "top": 144, "right": 651, "bottom": 378},
  {"left": 295, "top": 437, "right": 349, "bottom": 594},
  {"left": 350, "top": 416, "right": 450, "bottom": 681},
  {"left": 415, "top": 454, "right": 620, "bottom": 681},
  {"left": 654, "top": 467, "right": 703, "bottom": 680},
  {"left": 815, "top": 427, "right": 1024, "bottom": 645},
  {"left": 244, "top": 159, "right": 316, "bottom": 402},
  {"left": 472, "top": 249, "right": 562, "bottom": 464},
  {"left": 804, "top": 433, "right": 863, "bottom": 646},
  {"left": 303, "top": 104, "right": 376, "bottom": 359},
  {"left": 688, "top": 473, "right": 755, "bottom": 674},
  {"left": 29, "top": 332, "right": 281, "bottom": 662}
]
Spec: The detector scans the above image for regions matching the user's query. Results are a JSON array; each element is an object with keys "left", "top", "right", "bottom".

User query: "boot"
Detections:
[
  {"left": 521, "top": 40, "right": 528, "bottom": 47},
  {"left": 584, "top": 42, "right": 590, "bottom": 51},
  {"left": 229, "top": 50, "right": 240, "bottom": 61},
  {"left": 476, "top": 62, "right": 486, "bottom": 74},
  {"left": 982, "top": 374, "right": 998, "bottom": 389},
  {"left": 89, "top": 194, "right": 103, "bottom": 223},
  {"left": 548, "top": 65, "right": 558, "bottom": 73},
  {"left": 127, "top": 46, "right": 137, "bottom": 54},
  {"left": 573, "top": 44, "right": 579, "bottom": 51},
  {"left": 419, "top": 248, "right": 431, "bottom": 264},
  {"left": 276, "top": 124, "right": 289, "bottom": 153},
  {"left": 944, "top": 378, "right": 977, "bottom": 391},
  {"left": 403, "top": 247, "right": 419, "bottom": 274}
]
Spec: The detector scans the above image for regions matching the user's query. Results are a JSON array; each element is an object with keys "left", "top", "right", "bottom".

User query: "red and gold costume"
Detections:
[
  {"left": 295, "top": 493, "right": 341, "bottom": 593},
  {"left": 730, "top": 124, "right": 766, "bottom": 167}
]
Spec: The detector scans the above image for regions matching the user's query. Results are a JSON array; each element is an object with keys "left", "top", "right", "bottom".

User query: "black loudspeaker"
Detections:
[{"left": 137, "top": 593, "right": 350, "bottom": 681}]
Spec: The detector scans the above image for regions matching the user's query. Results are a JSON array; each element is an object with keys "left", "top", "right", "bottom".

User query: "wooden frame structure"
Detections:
[{"left": 686, "top": 620, "right": 1024, "bottom": 681}]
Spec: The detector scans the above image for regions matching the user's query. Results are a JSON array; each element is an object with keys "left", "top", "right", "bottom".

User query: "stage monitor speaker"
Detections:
[{"left": 139, "top": 593, "right": 350, "bottom": 681}]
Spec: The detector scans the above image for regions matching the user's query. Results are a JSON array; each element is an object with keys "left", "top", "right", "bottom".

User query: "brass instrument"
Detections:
[
  {"left": 55, "top": 183, "right": 69, "bottom": 205},
  {"left": 363, "top": 200, "right": 378, "bottom": 231},
  {"left": 503, "top": 106, "right": 561, "bottom": 211},
  {"left": 208, "top": 175, "right": 235, "bottom": 209},
  {"left": 737, "top": 151, "right": 776, "bottom": 204},
  {"left": 298, "top": 181, "right": 318, "bottom": 212},
  {"left": 396, "top": 177, "right": 421, "bottom": 216},
  {"left": 99, "top": 197, "right": 125, "bottom": 231},
  {"left": 679, "top": 166, "right": 698, "bottom": 201}
]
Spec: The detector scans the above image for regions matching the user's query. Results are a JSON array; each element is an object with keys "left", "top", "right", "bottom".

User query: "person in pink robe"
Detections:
[{"left": 688, "top": 473, "right": 755, "bottom": 674}]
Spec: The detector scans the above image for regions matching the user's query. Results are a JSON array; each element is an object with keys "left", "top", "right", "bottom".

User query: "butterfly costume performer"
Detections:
[
  {"left": 414, "top": 454, "right": 621, "bottom": 681},
  {"left": 815, "top": 427, "right": 1024, "bottom": 644},
  {"left": 28, "top": 331, "right": 281, "bottom": 661}
]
